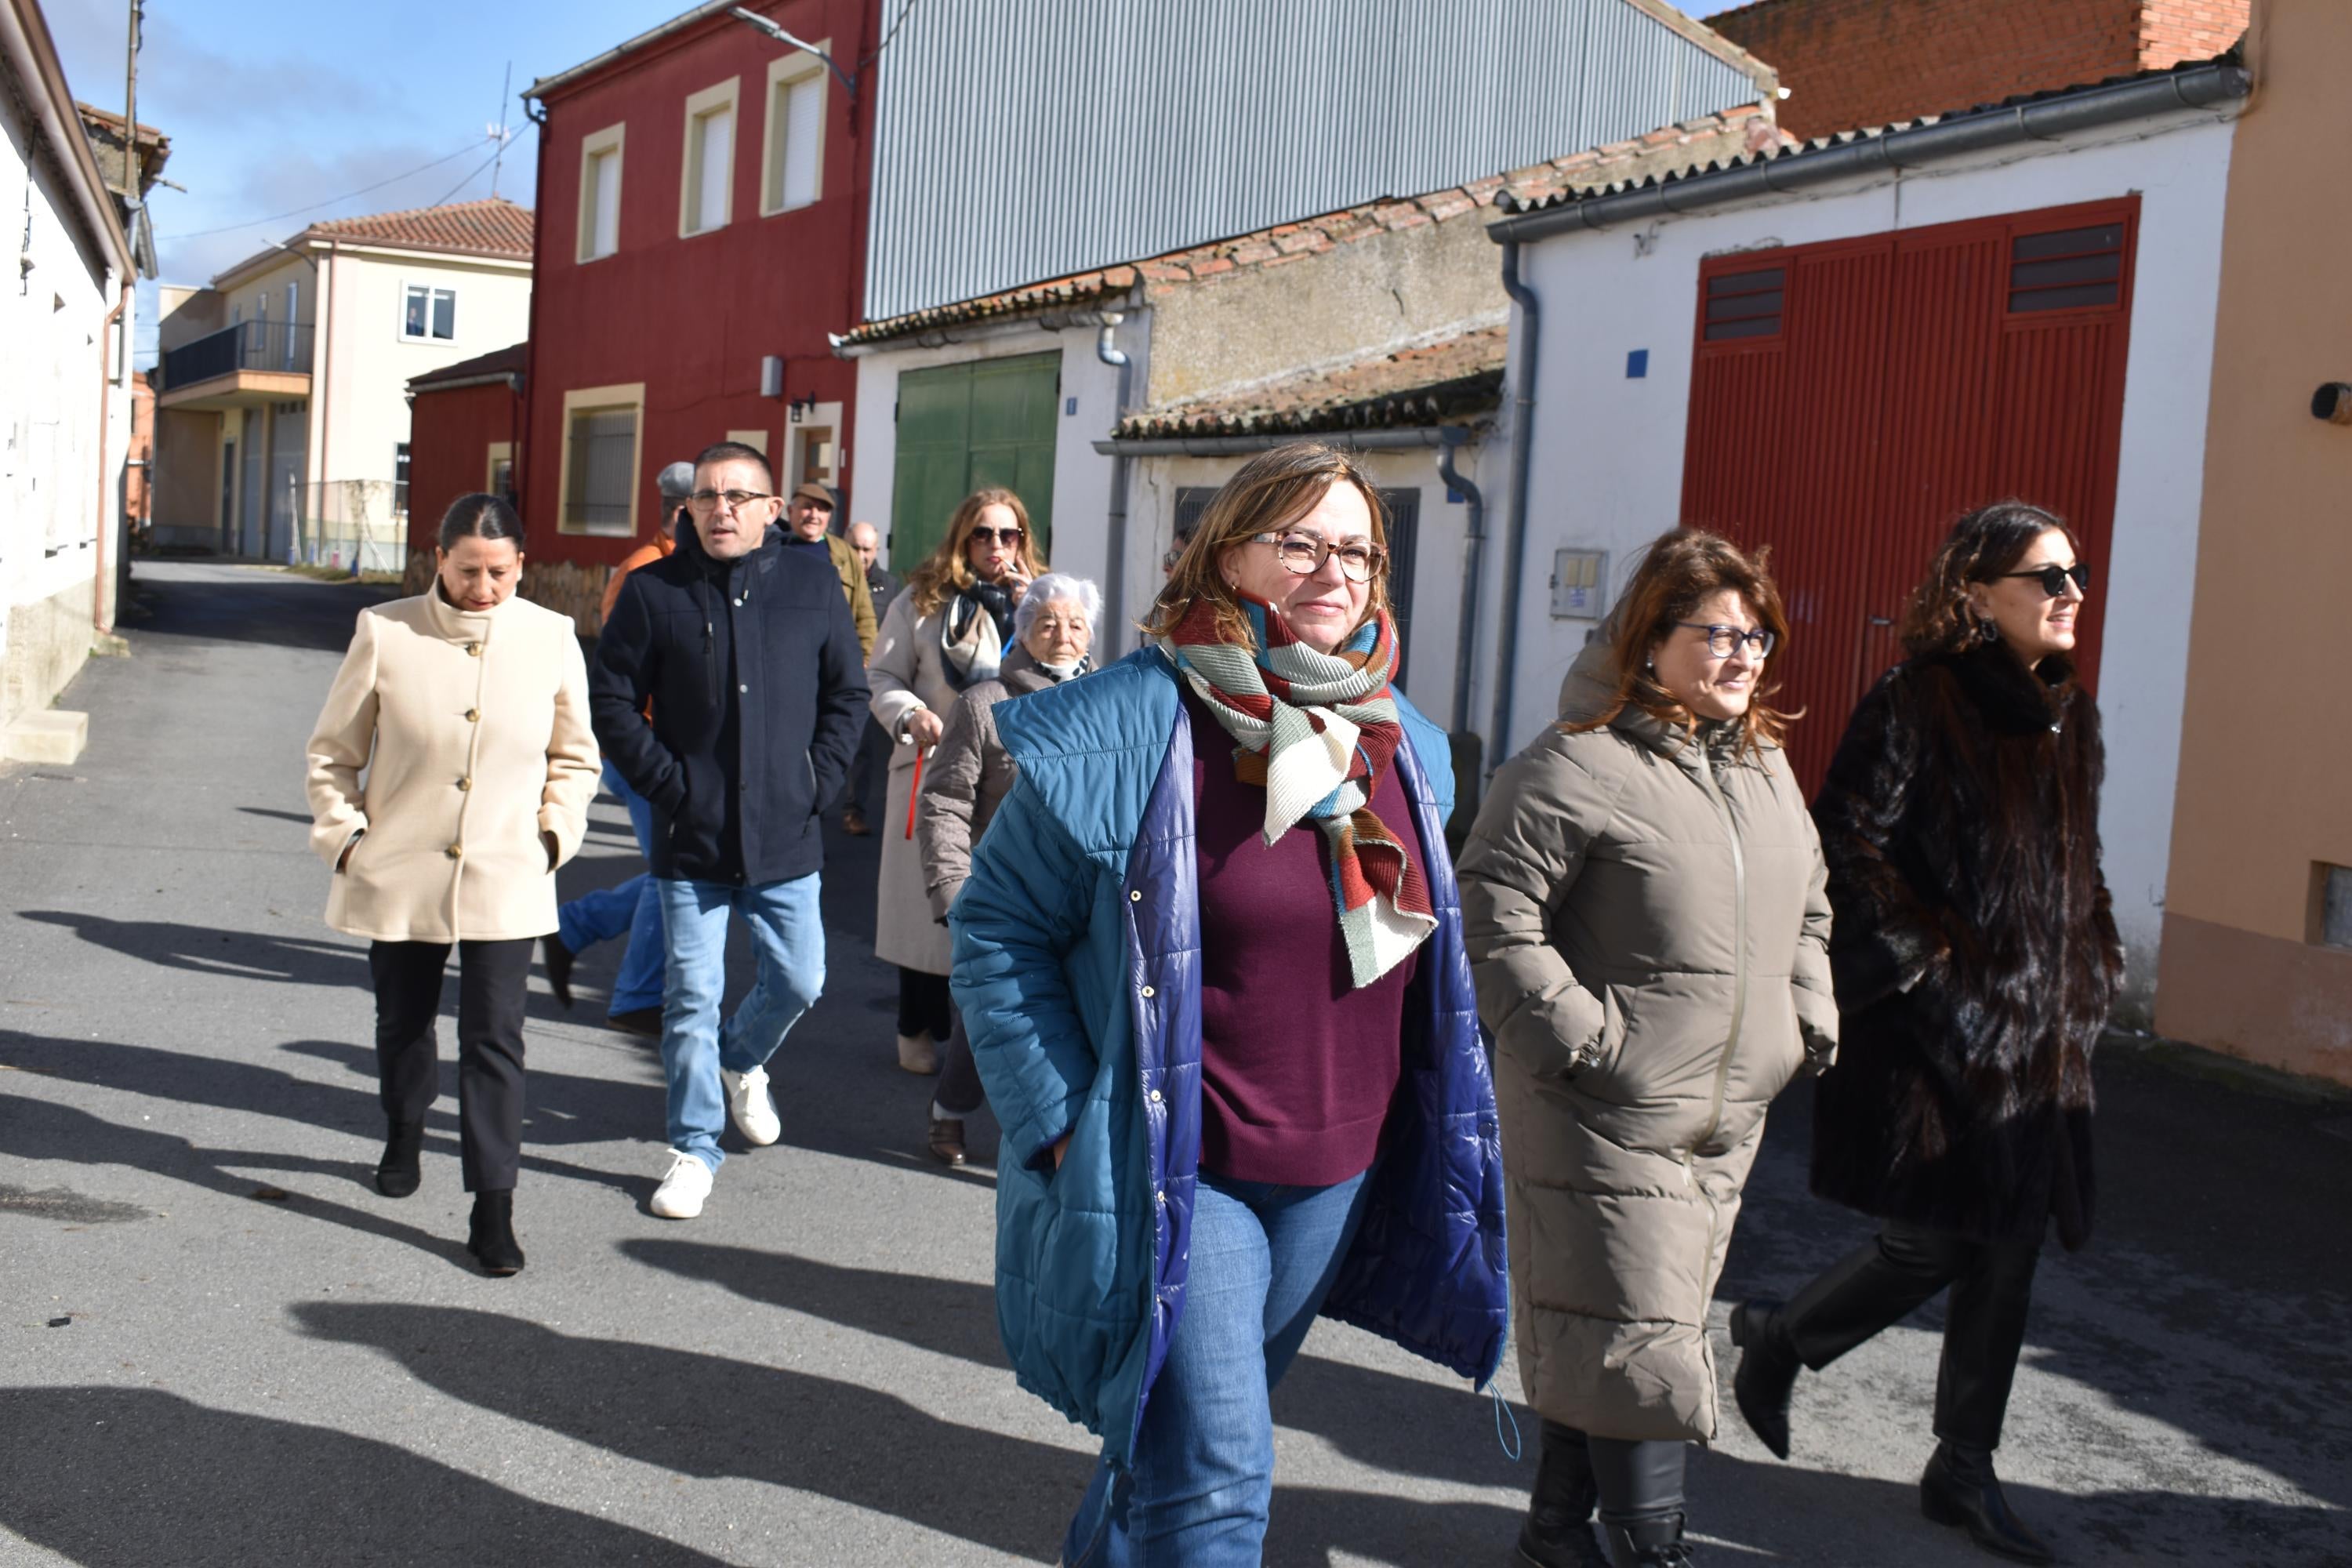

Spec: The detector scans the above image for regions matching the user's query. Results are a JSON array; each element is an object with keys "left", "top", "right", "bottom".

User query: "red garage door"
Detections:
[{"left": 1679, "top": 196, "right": 2138, "bottom": 794}]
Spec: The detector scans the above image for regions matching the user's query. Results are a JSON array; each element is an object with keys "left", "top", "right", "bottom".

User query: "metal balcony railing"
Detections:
[{"left": 158, "top": 318, "right": 315, "bottom": 392}]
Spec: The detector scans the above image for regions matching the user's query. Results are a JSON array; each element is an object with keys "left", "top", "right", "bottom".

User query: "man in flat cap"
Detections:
[{"left": 782, "top": 481, "right": 877, "bottom": 659}]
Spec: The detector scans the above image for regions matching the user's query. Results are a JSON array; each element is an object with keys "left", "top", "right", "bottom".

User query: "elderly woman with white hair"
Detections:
[{"left": 913, "top": 570, "right": 1101, "bottom": 1164}]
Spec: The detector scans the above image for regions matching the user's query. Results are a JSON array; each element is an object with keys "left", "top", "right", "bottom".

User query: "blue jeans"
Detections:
[
  {"left": 656, "top": 872, "right": 825, "bottom": 1170},
  {"left": 1062, "top": 1167, "right": 1375, "bottom": 1567},
  {"left": 554, "top": 763, "right": 665, "bottom": 1015}
]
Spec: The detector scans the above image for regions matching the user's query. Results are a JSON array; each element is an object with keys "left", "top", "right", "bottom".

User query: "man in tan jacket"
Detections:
[{"left": 782, "top": 482, "right": 877, "bottom": 658}]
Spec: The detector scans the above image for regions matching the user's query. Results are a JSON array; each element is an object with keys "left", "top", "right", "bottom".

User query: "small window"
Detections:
[
  {"left": 2009, "top": 223, "right": 2124, "bottom": 314},
  {"left": 681, "top": 80, "right": 739, "bottom": 236},
  {"left": 579, "top": 123, "right": 626, "bottom": 263},
  {"left": 402, "top": 285, "right": 456, "bottom": 341},
  {"left": 1702, "top": 267, "right": 1785, "bottom": 342},
  {"left": 2320, "top": 865, "right": 2352, "bottom": 949},
  {"left": 565, "top": 405, "right": 640, "bottom": 533},
  {"left": 764, "top": 53, "right": 826, "bottom": 214}
]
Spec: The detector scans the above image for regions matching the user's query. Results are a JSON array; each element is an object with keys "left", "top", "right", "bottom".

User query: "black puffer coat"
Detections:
[{"left": 1809, "top": 641, "right": 2125, "bottom": 1249}]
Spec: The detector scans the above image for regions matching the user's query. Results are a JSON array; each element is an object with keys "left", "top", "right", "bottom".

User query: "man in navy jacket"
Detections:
[{"left": 590, "top": 441, "right": 869, "bottom": 1218}]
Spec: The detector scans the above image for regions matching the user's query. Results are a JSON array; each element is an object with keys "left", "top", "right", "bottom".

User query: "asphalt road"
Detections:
[{"left": 2, "top": 560, "right": 2347, "bottom": 1566}]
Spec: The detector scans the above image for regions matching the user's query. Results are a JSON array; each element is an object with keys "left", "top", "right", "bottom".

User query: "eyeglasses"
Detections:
[
  {"left": 1676, "top": 622, "right": 1777, "bottom": 659},
  {"left": 1249, "top": 532, "right": 1386, "bottom": 584},
  {"left": 1998, "top": 562, "right": 2092, "bottom": 598},
  {"left": 689, "top": 489, "right": 775, "bottom": 514},
  {"left": 967, "top": 526, "right": 1025, "bottom": 546}
]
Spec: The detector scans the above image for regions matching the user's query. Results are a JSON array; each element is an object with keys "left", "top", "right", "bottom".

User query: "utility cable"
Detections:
[{"left": 158, "top": 140, "right": 485, "bottom": 241}]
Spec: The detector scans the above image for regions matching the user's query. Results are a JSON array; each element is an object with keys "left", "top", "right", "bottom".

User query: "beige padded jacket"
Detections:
[
  {"left": 1457, "top": 635, "right": 1837, "bottom": 1443},
  {"left": 306, "top": 589, "right": 601, "bottom": 944}
]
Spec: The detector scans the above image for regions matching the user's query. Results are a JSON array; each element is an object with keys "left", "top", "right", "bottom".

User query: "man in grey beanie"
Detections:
[{"left": 544, "top": 458, "right": 698, "bottom": 1036}]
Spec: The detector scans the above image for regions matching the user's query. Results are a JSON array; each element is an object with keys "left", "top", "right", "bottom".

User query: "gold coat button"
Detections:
[
  {"left": 445, "top": 844, "right": 463, "bottom": 859},
  {"left": 457, "top": 777, "right": 472, "bottom": 792},
  {"left": 465, "top": 708, "right": 480, "bottom": 722},
  {"left": 466, "top": 642, "right": 481, "bottom": 656}
]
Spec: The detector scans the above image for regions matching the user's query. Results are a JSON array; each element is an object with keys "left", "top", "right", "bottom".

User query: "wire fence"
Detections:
[{"left": 289, "top": 479, "right": 409, "bottom": 573}]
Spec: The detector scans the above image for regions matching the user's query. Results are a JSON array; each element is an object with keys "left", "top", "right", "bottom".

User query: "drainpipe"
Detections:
[
  {"left": 93, "top": 280, "right": 129, "bottom": 634},
  {"left": 1490, "top": 238, "right": 1541, "bottom": 769},
  {"left": 1096, "top": 312, "right": 1134, "bottom": 655},
  {"left": 1435, "top": 428, "right": 1484, "bottom": 735},
  {"left": 519, "top": 96, "right": 550, "bottom": 528},
  {"left": 317, "top": 240, "right": 336, "bottom": 537}
]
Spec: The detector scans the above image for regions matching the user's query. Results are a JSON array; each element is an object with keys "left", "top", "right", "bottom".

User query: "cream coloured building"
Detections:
[{"left": 152, "top": 198, "right": 532, "bottom": 568}]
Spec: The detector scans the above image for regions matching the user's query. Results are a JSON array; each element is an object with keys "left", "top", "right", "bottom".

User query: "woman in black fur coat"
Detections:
[{"left": 1727, "top": 503, "right": 2124, "bottom": 1566}]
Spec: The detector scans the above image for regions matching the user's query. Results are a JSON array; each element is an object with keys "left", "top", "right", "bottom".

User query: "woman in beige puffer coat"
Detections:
[{"left": 1459, "top": 531, "right": 1835, "bottom": 1568}]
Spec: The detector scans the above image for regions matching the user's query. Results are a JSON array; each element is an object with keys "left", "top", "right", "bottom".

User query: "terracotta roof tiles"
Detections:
[
  {"left": 303, "top": 196, "right": 534, "bottom": 259},
  {"left": 1111, "top": 323, "right": 1507, "bottom": 442}
]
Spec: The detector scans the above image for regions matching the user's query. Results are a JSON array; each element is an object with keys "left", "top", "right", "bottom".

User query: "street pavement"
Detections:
[{"left": 2, "top": 559, "right": 2347, "bottom": 1567}]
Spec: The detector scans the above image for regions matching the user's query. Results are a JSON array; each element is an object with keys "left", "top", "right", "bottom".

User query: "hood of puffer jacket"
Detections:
[{"left": 1555, "top": 607, "right": 1745, "bottom": 771}]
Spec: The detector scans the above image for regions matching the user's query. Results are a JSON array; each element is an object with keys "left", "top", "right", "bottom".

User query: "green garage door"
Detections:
[{"left": 891, "top": 351, "right": 1059, "bottom": 571}]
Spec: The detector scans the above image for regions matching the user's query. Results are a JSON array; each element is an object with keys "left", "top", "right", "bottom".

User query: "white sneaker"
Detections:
[
  {"left": 721, "top": 1064, "right": 781, "bottom": 1146},
  {"left": 650, "top": 1149, "right": 713, "bottom": 1219}
]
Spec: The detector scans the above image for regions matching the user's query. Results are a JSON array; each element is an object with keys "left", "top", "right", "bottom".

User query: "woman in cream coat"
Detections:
[
  {"left": 306, "top": 494, "right": 599, "bottom": 1275},
  {"left": 866, "top": 486, "right": 1044, "bottom": 1075}
]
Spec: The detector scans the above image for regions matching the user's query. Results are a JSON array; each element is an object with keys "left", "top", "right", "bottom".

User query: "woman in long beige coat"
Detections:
[
  {"left": 866, "top": 485, "right": 1046, "bottom": 1076},
  {"left": 1459, "top": 531, "right": 1836, "bottom": 1568},
  {"left": 306, "top": 494, "right": 599, "bottom": 1276}
]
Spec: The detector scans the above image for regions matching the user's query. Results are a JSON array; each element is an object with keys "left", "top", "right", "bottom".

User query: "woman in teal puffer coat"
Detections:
[{"left": 951, "top": 441, "right": 1508, "bottom": 1566}]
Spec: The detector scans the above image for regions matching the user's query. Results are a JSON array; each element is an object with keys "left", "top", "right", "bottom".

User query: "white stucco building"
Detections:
[
  {"left": 151, "top": 198, "right": 533, "bottom": 569},
  {"left": 1, "top": 0, "right": 139, "bottom": 762},
  {"left": 1479, "top": 58, "right": 2252, "bottom": 1011}
]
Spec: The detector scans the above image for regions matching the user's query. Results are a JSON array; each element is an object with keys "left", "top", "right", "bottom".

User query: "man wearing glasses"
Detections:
[{"left": 590, "top": 441, "right": 870, "bottom": 1220}]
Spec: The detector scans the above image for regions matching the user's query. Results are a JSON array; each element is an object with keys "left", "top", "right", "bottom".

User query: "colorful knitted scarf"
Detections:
[{"left": 1156, "top": 593, "right": 1437, "bottom": 989}]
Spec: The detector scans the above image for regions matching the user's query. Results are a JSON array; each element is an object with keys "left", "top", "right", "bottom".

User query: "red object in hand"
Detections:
[{"left": 905, "top": 748, "right": 925, "bottom": 840}]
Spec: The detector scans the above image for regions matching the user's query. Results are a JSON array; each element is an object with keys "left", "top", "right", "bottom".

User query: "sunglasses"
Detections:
[
  {"left": 1998, "top": 562, "right": 2092, "bottom": 598},
  {"left": 968, "top": 526, "right": 1025, "bottom": 546}
]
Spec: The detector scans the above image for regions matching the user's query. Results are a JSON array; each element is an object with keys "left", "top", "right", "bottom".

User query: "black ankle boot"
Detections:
[
  {"left": 1730, "top": 1298, "right": 1799, "bottom": 1460},
  {"left": 1602, "top": 1512, "right": 1693, "bottom": 1567},
  {"left": 1518, "top": 1421, "right": 1607, "bottom": 1568},
  {"left": 374, "top": 1120, "right": 424, "bottom": 1198},
  {"left": 466, "top": 1190, "right": 525, "bottom": 1276},
  {"left": 1921, "top": 1442, "right": 2053, "bottom": 1564},
  {"left": 540, "top": 934, "right": 575, "bottom": 1010}
]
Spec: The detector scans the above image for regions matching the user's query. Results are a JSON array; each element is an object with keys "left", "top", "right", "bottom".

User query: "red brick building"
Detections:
[
  {"left": 514, "top": 0, "right": 876, "bottom": 628},
  {"left": 1708, "top": 0, "right": 2249, "bottom": 140},
  {"left": 402, "top": 344, "right": 528, "bottom": 590}
]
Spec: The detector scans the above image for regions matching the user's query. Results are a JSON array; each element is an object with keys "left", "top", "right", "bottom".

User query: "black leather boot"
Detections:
[
  {"left": 1730, "top": 1298, "right": 1799, "bottom": 1460},
  {"left": 1517, "top": 1421, "right": 1607, "bottom": 1568},
  {"left": 466, "top": 1190, "right": 526, "bottom": 1276},
  {"left": 1602, "top": 1513, "right": 1694, "bottom": 1567},
  {"left": 374, "top": 1120, "right": 424, "bottom": 1198},
  {"left": 1921, "top": 1442, "right": 2053, "bottom": 1564},
  {"left": 540, "top": 934, "right": 576, "bottom": 1010}
]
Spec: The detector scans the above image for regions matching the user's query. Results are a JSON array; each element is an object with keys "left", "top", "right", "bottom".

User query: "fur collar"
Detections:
[{"left": 1927, "top": 641, "right": 2075, "bottom": 736}]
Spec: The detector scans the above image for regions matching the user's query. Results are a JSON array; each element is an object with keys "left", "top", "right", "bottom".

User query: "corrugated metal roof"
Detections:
[
  {"left": 840, "top": 103, "right": 1780, "bottom": 348},
  {"left": 1112, "top": 322, "right": 1508, "bottom": 441},
  {"left": 864, "top": 0, "right": 1770, "bottom": 321}
]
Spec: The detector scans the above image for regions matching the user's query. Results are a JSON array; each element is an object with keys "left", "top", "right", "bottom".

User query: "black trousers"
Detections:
[
  {"left": 897, "top": 966, "right": 953, "bottom": 1044},
  {"left": 846, "top": 716, "right": 891, "bottom": 816},
  {"left": 368, "top": 938, "right": 532, "bottom": 1193},
  {"left": 1782, "top": 1218, "right": 2044, "bottom": 1451},
  {"left": 934, "top": 1007, "right": 987, "bottom": 1117}
]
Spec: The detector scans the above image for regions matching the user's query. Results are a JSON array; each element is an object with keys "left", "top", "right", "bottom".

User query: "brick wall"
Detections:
[
  {"left": 2140, "top": 0, "right": 2252, "bottom": 66},
  {"left": 1709, "top": 0, "right": 2246, "bottom": 142}
]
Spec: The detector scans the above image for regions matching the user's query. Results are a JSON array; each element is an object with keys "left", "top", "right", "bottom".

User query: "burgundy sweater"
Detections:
[{"left": 1188, "top": 691, "right": 1425, "bottom": 1187}]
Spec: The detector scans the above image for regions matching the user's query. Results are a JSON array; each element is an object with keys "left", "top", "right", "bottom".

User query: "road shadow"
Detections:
[
  {"left": 16, "top": 910, "right": 372, "bottom": 989},
  {"left": 130, "top": 568, "right": 396, "bottom": 652},
  {"left": 292, "top": 1300, "right": 1088, "bottom": 1558},
  {"left": 0, "top": 1385, "right": 730, "bottom": 1565},
  {"left": 619, "top": 1239, "right": 1518, "bottom": 1493},
  {"left": 1682, "top": 1445, "right": 2347, "bottom": 1567},
  {"left": 235, "top": 806, "right": 318, "bottom": 826}
]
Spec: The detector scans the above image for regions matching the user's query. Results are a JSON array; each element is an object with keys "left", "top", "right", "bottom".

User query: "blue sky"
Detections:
[{"left": 45, "top": 0, "right": 1754, "bottom": 356}]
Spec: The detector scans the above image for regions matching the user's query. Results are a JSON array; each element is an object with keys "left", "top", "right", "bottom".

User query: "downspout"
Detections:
[
  {"left": 519, "top": 96, "right": 550, "bottom": 526},
  {"left": 316, "top": 240, "right": 336, "bottom": 544},
  {"left": 1435, "top": 428, "right": 1484, "bottom": 735},
  {"left": 1096, "top": 312, "right": 1134, "bottom": 654},
  {"left": 1490, "top": 238, "right": 1540, "bottom": 769},
  {"left": 93, "top": 280, "right": 129, "bottom": 633}
]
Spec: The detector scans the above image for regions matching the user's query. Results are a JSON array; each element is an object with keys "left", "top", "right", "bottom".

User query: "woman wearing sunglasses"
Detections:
[
  {"left": 1459, "top": 530, "right": 1835, "bottom": 1568},
  {"left": 868, "top": 488, "right": 1047, "bottom": 1076},
  {"left": 1730, "top": 502, "right": 2122, "bottom": 1566},
  {"left": 952, "top": 441, "right": 1506, "bottom": 1563}
]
